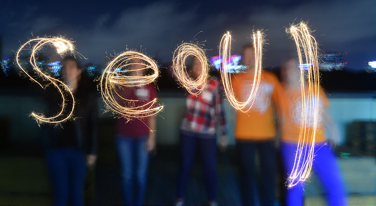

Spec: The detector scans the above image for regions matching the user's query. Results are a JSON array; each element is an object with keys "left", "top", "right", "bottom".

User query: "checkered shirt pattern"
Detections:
[{"left": 181, "top": 77, "right": 227, "bottom": 136}]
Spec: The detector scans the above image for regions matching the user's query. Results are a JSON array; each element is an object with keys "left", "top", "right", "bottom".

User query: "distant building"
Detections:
[{"left": 319, "top": 52, "right": 347, "bottom": 71}]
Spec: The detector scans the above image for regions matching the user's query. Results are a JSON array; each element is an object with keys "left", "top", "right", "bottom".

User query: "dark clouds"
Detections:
[
  {"left": 247, "top": 0, "right": 376, "bottom": 68},
  {"left": 76, "top": 2, "right": 232, "bottom": 63},
  {"left": 249, "top": 0, "right": 375, "bottom": 42},
  {"left": 1, "top": 0, "right": 375, "bottom": 69}
]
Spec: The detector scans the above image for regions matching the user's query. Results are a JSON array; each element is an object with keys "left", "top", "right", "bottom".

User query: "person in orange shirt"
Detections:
[
  {"left": 232, "top": 43, "right": 283, "bottom": 205},
  {"left": 279, "top": 58, "right": 346, "bottom": 206}
]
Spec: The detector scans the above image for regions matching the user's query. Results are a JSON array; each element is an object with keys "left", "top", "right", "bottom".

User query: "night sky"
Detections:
[{"left": 1, "top": 0, "right": 375, "bottom": 70}]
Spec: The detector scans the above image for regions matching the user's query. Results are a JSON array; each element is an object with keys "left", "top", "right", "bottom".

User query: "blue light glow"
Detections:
[
  {"left": 1, "top": 57, "right": 12, "bottom": 76},
  {"left": 37, "top": 61, "right": 45, "bottom": 67},
  {"left": 368, "top": 61, "right": 376, "bottom": 69},
  {"left": 299, "top": 63, "right": 312, "bottom": 70},
  {"left": 115, "top": 67, "right": 123, "bottom": 77},
  {"left": 87, "top": 66, "right": 97, "bottom": 76},
  {"left": 210, "top": 55, "right": 247, "bottom": 73},
  {"left": 48, "top": 61, "right": 61, "bottom": 66},
  {"left": 47, "top": 61, "right": 62, "bottom": 77}
]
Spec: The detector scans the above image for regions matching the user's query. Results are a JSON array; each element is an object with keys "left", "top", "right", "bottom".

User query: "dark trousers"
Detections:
[
  {"left": 237, "top": 140, "right": 276, "bottom": 206},
  {"left": 176, "top": 131, "right": 217, "bottom": 201},
  {"left": 46, "top": 147, "right": 87, "bottom": 206}
]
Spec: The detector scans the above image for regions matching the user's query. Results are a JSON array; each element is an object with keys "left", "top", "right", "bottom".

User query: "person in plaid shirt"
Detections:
[{"left": 176, "top": 57, "right": 227, "bottom": 206}]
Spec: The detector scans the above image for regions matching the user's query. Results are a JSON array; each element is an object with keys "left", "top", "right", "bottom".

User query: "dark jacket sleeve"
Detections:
[
  {"left": 40, "top": 84, "right": 64, "bottom": 150},
  {"left": 86, "top": 91, "right": 99, "bottom": 155}
]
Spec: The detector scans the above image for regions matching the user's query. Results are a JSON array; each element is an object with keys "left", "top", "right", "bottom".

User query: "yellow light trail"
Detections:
[
  {"left": 15, "top": 37, "right": 75, "bottom": 124},
  {"left": 99, "top": 51, "right": 163, "bottom": 121},
  {"left": 287, "top": 22, "right": 320, "bottom": 188},
  {"left": 219, "top": 31, "right": 264, "bottom": 112},
  {"left": 172, "top": 43, "right": 209, "bottom": 95}
]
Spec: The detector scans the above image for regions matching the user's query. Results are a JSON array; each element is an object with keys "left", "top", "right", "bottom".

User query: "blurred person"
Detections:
[
  {"left": 43, "top": 56, "right": 98, "bottom": 206},
  {"left": 279, "top": 58, "right": 346, "bottom": 205},
  {"left": 232, "top": 43, "right": 283, "bottom": 205},
  {"left": 175, "top": 57, "right": 228, "bottom": 206},
  {"left": 115, "top": 58, "right": 157, "bottom": 206}
]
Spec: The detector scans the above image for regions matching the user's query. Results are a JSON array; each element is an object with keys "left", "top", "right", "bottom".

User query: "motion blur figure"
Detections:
[
  {"left": 231, "top": 43, "right": 283, "bottom": 205},
  {"left": 280, "top": 59, "right": 346, "bottom": 205},
  {"left": 43, "top": 56, "right": 98, "bottom": 206},
  {"left": 115, "top": 58, "right": 157, "bottom": 206},
  {"left": 176, "top": 57, "right": 228, "bottom": 206}
]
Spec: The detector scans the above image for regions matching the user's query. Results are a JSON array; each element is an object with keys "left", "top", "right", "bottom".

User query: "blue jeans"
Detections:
[
  {"left": 176, "top": 131, "right": 217, "bottom": 201},
  {"left": 236, "top": 140, "right": 276, "bottom": 206},
  {"left": 282, "top": 142, "right": 347, "bottom": 206},
  {"left": 116, "top": 134, "right": 149, "bottom": 206},
  {"left": 46, "top": 147, "right": 87, "bottom": 206}
]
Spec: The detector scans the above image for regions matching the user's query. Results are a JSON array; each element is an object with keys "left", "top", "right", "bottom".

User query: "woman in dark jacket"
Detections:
[{"left": 43, "top": 56, "right": 98, "bottom": 206}]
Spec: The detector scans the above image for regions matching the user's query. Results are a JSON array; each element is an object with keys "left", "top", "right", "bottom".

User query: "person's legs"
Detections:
[
  {"left": 276, "top": 147, "right": 287, "bottom": 205},
  {"left": 198, "top": 136, "right": 217, "bottom": 202},
  {"left": 176, "top": 132, "right": 197, "bottom": 200},
  {"left": 67, "top": 147, "right": 87, "bottom": 206},
  {"left": 313, "top": 142, "right": 347, "bottom": 205},
  {"left": 134, "top": 136, "right": 149, "bottom": 206},
  {"left": 281, "top": 142, "right": 305, "bottom": 206},
  {"left": 46, "top": 148, "right": 69, "bottom": 206},
  {"left": 236, "top": 141, "right": 256, "bottom": 205},
  {"left": 116, "top": 135, "right": 134, "bottom": 205},
  {"left": 258, "top": 140, "right": 277, "bottom": 205}
]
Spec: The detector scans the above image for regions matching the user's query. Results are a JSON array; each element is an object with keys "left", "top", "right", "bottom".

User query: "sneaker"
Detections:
[
  {"left": 175, "top": 200, "right": 184, "bottom": 206},
  {"left": 208, "top": 201, "right": 218, "bottom": 206}
]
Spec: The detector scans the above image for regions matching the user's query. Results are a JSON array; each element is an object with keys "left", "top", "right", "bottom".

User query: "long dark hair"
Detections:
[
  {"left": 61, "top": 56, "right": 92, "bottom": 101},
  {"left": 62, "top": 55, "right": 83, "bottom": 71}
]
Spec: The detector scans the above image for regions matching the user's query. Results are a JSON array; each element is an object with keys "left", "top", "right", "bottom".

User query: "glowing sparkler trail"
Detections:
[
  {"left": 219, "top": 31, "right": 264, "bottom": 112},
  {"left": 287, "top": 22, "right": 320, "bottom": 188},
  {"left": 15, "top": 37, "right": 75, "bottom": 124},
  {"left": 100, "top": 51, "right": 163, "bottom": 121},
  {"left": 172, "top": 43, "right": 209, "bottom": 95}
]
